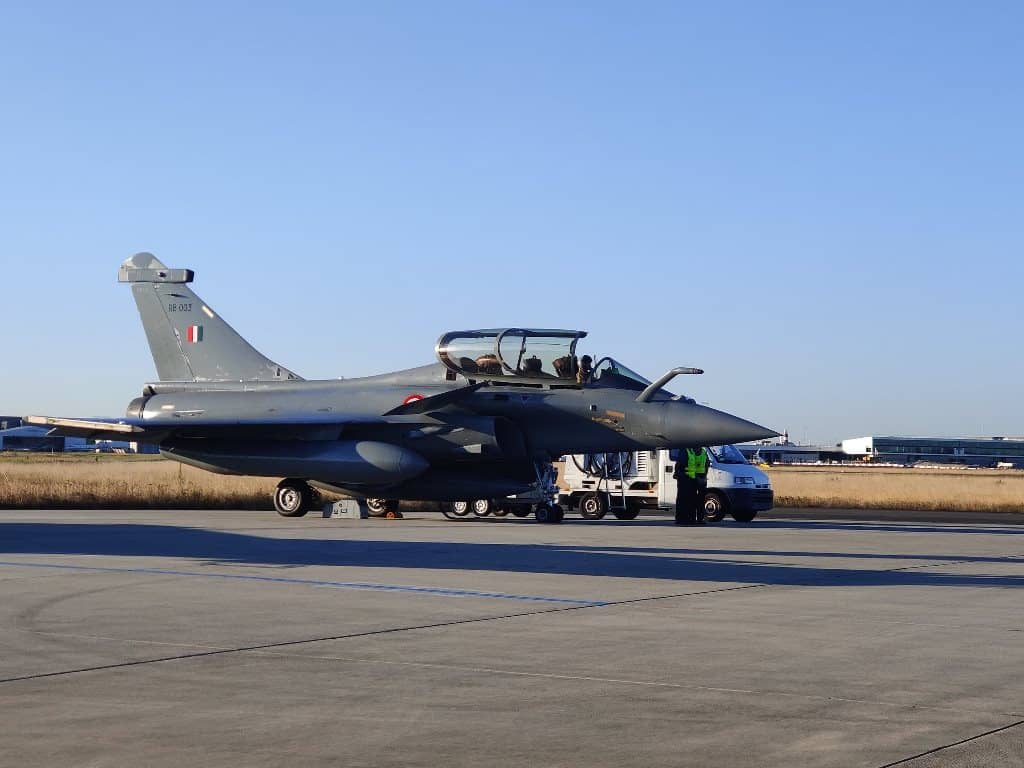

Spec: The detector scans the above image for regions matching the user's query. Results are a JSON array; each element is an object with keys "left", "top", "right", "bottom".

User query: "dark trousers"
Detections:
[{"left": 675, "top": 475, "right": 705, "bottom": 523}]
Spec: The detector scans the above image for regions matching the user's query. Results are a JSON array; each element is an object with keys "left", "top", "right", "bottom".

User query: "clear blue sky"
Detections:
[{"left": 2, "top": 1, "right": 1021, "bottom": 444}]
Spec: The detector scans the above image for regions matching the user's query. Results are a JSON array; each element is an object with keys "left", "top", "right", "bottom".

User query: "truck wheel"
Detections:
[
  {"left": 731, "top": 509, "right": 758, "bottom": 523},
  {"left": 510, "top": 506, "right": 531, "bottom": 518},
  {"left": 471, "top": 499, "right": 492, "bottom": 517},
  {"left": 492, "top": 504, "right": 510, "bottom": 517},
  {"left": 578, "top": 492, "right": 608, "bottom": 520},
  {"left": 447, "top": 500, "right": 471, "bottom": 517},
  {"left": 274, "top": 479, "right": 313, "bottom": 517},
  {"left": 612, "top": 507, "right": 639, "bottom": 520},
  {"left": 703, "top": 492, "right": 728, "bottom": 523}
]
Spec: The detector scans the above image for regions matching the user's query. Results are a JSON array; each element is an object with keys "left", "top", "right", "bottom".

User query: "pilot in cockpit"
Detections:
[{"left": 576, "top": 355, "right": 594, "bottom": 385}]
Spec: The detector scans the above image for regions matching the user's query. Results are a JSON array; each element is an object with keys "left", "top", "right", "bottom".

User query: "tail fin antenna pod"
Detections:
[{"left": 119, "top": 252, "right": 303, "bottom": 383}]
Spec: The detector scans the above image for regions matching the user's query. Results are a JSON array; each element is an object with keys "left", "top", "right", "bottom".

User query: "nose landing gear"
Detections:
[{"left": 534, "top": 502, "right": 564, "bottom": 524}]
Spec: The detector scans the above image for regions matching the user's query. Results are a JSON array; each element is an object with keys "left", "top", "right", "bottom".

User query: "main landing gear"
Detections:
[
  {"left": 274, "top": 479, "right": 320, "bottom": 517},
  {"left": 366, "top": 498, "right": 403, "bottom": 518}
]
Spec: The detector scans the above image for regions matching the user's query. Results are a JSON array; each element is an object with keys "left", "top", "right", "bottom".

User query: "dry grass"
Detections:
[
  {"left": 768, "top": 465, "right": 1024, "bottom": 513},
  {"left": 0, "top": 453, "right": 277, "bottom": 509},
  {"left": 2, "top": 454, "right": 1023, "bottom": 513}
]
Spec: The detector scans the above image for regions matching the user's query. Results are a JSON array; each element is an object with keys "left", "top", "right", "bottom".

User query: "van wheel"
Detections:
[
  {"left": 703, "top": 492, "right": 728, "bottom": 522},
  {"left": 578, "top": 492, "right": 608, "bottom": 520},
  {"left": 731, "top": 509, "right": 758, "bottom": 523}
]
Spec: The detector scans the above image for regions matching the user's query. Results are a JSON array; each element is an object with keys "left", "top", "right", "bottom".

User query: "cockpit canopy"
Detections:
[
  {"left": 435, "top": 328, "right": 677, "bottom": 398},
  {"left": 437, "top": 329, "right": 587, "bottom": 384}
]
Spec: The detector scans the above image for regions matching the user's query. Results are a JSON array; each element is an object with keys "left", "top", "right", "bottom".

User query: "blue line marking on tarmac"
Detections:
[{"left": 0, "top": 560, "right": 608, "bottom": 606}]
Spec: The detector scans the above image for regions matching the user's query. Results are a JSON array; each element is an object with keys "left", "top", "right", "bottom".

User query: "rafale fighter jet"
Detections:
[{"left": 27, "top": 253, "right": 777, "bottom": 522}]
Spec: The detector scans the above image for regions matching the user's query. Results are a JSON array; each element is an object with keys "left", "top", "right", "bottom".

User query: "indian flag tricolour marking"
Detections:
[{"left": 186, "top": 325, "right": 203, "bottom": 343}]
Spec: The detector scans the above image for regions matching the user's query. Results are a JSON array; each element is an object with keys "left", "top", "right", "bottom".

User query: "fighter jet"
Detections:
[{"left": 27, "top": 253, "right": 777, "bottom": 522}]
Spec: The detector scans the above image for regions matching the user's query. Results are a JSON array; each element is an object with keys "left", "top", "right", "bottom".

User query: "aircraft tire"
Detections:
[
  {"left": 612, "top": 507, "right": 639, "bottom": 521},
  {"left": 535, "top": 504, "right": 564, "bottom": 524},
  {"left": 510, "top": 506, "right": 531, "bottom": 518},
  {"left": 471, "top": 499, "right": 492, "bottom": 517},
  {"left": 366, "top": 498, "right": 398, "bottom": 517},
  {"left": 703, "top": 492, "right": 728, "bottom": 523},
  {"left": 447, "top": 501, "right": 472, "bottom": 517},
  {"left": 274, "top": 479, "right": 313, "bottom": 517},
  {"left": 730, "top": 509, "right": 758, "bottom": 523},
  {"left": 492, "top": 505, "right": 510, "bottom": 517},
  {"left": 578, "top": 492, "right": 608, "bottom": 520}
]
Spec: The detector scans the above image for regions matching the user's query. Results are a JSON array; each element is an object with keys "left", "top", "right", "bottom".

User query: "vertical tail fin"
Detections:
[{"left": 119, "top": 252, "right": 302, "bottom": 382}]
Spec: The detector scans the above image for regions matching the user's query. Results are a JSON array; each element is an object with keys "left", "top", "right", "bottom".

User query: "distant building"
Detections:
[
  {"left": 841, "top": 436, "right": 1024, "bottom": 468},
  {"left": 0, "top": 416, "right": 22, "bottom": 431},
  {"left": 737, "top": 443, "right": 844, "bottom": 464},
  {"left": 0, "top": 425, "right": 68, "bottom": 452},
  {"left": 0, "top": 423, "right": 159, "bottom": 454}
]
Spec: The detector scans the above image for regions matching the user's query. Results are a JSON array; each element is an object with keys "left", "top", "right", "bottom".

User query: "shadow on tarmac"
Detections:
[{"left": 1, "top": 522, "right": 1022, "bottom": 588}]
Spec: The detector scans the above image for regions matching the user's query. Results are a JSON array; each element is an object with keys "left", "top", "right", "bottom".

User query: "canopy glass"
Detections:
[
  {"left": 436, "top": 328, "right": 683, "bottom": 398},
  {"left": 437, "top": 329, "right": 587, "bottom": 383}
]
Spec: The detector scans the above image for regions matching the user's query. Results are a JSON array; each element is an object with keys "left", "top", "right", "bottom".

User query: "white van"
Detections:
[{"left": 559, "top": 446, "right": 773, "bottom": 522}]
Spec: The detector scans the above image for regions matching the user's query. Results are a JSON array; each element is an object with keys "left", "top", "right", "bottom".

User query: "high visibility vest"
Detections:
[{"left": 685, "top": 448, "right": 708, "bottom": 479}]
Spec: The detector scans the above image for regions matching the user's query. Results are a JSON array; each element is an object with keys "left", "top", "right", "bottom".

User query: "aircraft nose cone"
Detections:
[{"left": 660, "top": 403, "right": 778, "bottom": 446}]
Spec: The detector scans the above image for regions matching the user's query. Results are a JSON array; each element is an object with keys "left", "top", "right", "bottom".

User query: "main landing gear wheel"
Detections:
[
  {"left": 274, "top": 479, "right": 317, "bottom": 517},
  {"left": 510, "top": 506, "right": 531, "bottom": 518},
  {"left": 534, "top": 503, "right": 564, "bottom": 524},
  {"left": 446, "top": 500, "right": 472, "bottom": 518},
  {"left": 471, "top": 499, "right": 492, "bottom": 517},
  {"left": 366, "top": 498, "right": 399, "bottom": 517},
  {"left": 731, "top": 509, "right": 758, "bottom": 523},
  {"left": 578, "top": 492, "right": 608, "bottom": 520}
]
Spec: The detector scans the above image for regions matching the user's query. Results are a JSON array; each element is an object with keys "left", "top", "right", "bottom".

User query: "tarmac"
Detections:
[{"left": 1, "top": 507, "right": 1022, "bottom": 767}]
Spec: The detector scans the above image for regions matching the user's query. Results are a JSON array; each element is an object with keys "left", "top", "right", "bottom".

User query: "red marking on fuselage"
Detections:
[{"left": 403, "top": 394, "right": 425, "bottom": 405}]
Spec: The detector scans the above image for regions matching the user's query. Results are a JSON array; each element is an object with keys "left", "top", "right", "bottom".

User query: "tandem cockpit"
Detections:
[{"left": 435, "top": 328, "right": 702, "bottom": 401}]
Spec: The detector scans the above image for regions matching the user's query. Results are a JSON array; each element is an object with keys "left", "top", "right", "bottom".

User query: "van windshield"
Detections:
[{"left": 709, "top": 444, "right": 747, "bottom": 464}]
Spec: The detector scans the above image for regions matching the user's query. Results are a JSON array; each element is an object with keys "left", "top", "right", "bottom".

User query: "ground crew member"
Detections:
[{"left": 672, "top": 446, "right": 709, "bottom": 525}]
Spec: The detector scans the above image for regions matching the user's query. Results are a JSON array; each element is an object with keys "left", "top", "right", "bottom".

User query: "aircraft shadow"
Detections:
[{"left": 1, "top": 522, "right": 1022, "bottom": 589}]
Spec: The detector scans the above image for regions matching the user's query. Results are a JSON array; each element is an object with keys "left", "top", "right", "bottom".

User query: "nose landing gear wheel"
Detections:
[
  {"left": 274, "top": 479, "right": 317, "bottom": 517},
  {"left": 534, "top": 503, "right": 564, "bottom": 524}
]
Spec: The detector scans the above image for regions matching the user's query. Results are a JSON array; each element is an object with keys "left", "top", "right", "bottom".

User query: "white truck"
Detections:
[{"left": 559, "top": 445, "right": 773, "bottom": 522}]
